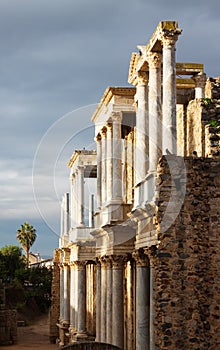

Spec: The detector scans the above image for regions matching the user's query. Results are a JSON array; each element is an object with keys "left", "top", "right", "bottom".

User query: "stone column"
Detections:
[
  {"left": 100, "top": 258, "right": 107, "bottom": 342},
  {"left": 150, "top": 265, "right": 155, "bottom": 350},
  {"left": 78, "top": 165, "right": 85, "bottom": 226},
  {"left": 112, "top": 113, "right": 123, "bottom": 201},
  {"left": 101, "top": 127, "right": 107, "bottom": 204},
  {"left": 70, "top": 174, "right": 76, "bottom": 227},
  {"left": 106, "top": 123, "right": 113, "bottom": 202},
  {"left": 134, "top": 250, "right": 150, "bottom": 350},
  {"left": 112, "top": 256, "right": 125, "bottom": 349},
  {"left": 96, "top": 134, "right": 102, "bottom": 209},
  {"left": 95, "top": 261, "right": 101, "bottom": 342},
  {"left": 63, "top": 263, "right": 70, "bottom": 324},
  {"left": 148, "top": 52, "right": 162, "bottom": 172},
  {"left": 76, "top": 261, "right": 87, "bottom": 337},
  {"left": 89, "top": 194, "right": 94, "bottom": 228},
  {"left": 106, "top": 258, "right": 112, "bottom": 344},
  {"left": 135, "top": 71, "right": 149, "bottom": 183},
  {"left": 63, "top": 193, "right": 70, "bottom": 234},
  {"left": 162, "top": 34, "right": 180, "bottom": 154},
  {"left": 193, "top": 72, "right": 206, "bottom": 99},
  {"left": 59, "top": 264, "right": 64, "bottom": 321},
  {"left": 69, "top": 263, "right": 76, "bottom": 336}
]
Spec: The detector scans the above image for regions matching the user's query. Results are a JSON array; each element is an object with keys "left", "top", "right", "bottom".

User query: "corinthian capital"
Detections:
[
  {"left": 147, "top": 52, "right": 162, "bottom": 69},
  {"left": 137, "top": 71, "right": 149, "bottom": 85}
]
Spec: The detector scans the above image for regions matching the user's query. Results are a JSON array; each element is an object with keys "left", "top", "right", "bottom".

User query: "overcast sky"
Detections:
[{"left": 0, "top": 0, "right": 219, "bottom": 257}]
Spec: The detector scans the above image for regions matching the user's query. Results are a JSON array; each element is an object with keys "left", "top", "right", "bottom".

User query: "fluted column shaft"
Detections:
[
  {"left": 112, "top": 256, "right": 124, "bottom": 349},
  {"left": 101, "top": 128, "right": 107, "bottom": 204},
  {"left": 135, "top": 72, "right": 149, "bottom": 183},
  {"left": 112, "top": 113, "right": 122, "bottom": 201},
  {"left": 162, "top": 35, "right": 179, "bottom": 154},
  {"left": 134, "top": 251, "right": 150, "bottom": 350},
  {"left": 63, "top": 263, "right": 70, "bottom": 323},
  {"left": 69, "top": 263, "right": 76, "bottom": 330},
  {"left": 100, "top": 259, "right": 107, "bottom": 342},
  {"left": 77, "top": 166, "right": 85, "bottom": 226},
  {"left": 106, "top": 124, "right": 113, "bottom": 202},
  {"left": 76, "top": 261, "right": 86, "bottom": 335},
  {"left": 59, "top": 265, "right": 64, "bottom": 321},
  {"left": 95, "top": 262, "right": 101, "bottom": 342},
  {"left": 70, "top": 174, "right": 76, "bottom": 227},
  {"left": 106, "top": 259, "right": 112, "bottom": 344},
  {"left": 148, "top": 53, "right": 162, "bottom": 172},
  {"left": 96, "top": 134, "right": 102, "bottom": 208}
]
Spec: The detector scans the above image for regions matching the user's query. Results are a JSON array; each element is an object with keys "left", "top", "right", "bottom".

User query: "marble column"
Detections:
[
  {"left": 63, "top": 193, "right": 70, "bottom": 234},
  {"left": 95, "top": 261, "right": 101, "bottom": 342},
  {"left": 193, "top": 72, "right": 206, "bottom": 99},
  {"left": 101, "top": 127, "right": 107, "bottom": 204},
  {"left": 59, "top": 264, "right": 64, "bottom": 321},
  {"left": 106, "top": 258, "right": 112, "bottom": 344},
  {"left": 135, "top": 71, "right": 149, "bottom": 183},
  {"left": 69, "top": 263, "right": 76, "bottom": 335},
  {"left": 96, "top": 134, "right": 102, "bottom": 209},
  {"left": 112, "top": 113, "right": 123, "bottom": 201},
  {"left": 78, "top": 166, "right": 85, "bottom": 226},
  {"left": 134, "top": 251, "right": 150, "bottom": 350},
  {"left": 76, "top": 261, "right": 87, "bottom": 336},
  {"left": 112, "top": 256, "right": 125, "bottom": 349},
  {"left": 148, "top": 52, "right": 162, "bottom": 172},
  {"left": 150, "top": 265, "right": 155, "bottom": 350},
  {"left": 100, "top": 258, "right": 107, "bottom": 342},
  {"left": 70, "top": 174, "right": 76, "bottom": 227},
  {"left": 106, "top": 123, "right": 113, "bottom": 202},
  {"left": 89, "top": 194, "right": 94, "bottom": 228},
  {"left": 63, "top": 263, "right": 70, "bottom": 323},
  {"left": 162, "top": 34, "right": 180, "bottom": 154}
]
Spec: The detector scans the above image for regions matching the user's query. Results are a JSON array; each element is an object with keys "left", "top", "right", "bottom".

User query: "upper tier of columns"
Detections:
[
  {"left": 95, "top": 112, "right": 123, "bottom": 209},
  {"left": 128, "top": 22, "right": 207, "bottom": 210}
]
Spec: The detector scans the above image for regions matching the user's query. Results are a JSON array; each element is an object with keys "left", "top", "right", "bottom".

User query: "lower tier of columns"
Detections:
[{"left": 55, "top": 251, "right": 155, "bottom": 350}]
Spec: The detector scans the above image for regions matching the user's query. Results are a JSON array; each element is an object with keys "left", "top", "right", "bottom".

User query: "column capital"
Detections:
[
  {"left": 133, "top": 249, "right": 148, "bottom": 267},
  {"left": 75, "top": 260, "right": 86, "bottom": 270},
  {"left": 137, "top": 70, "right": 149, "bottom": 86},
  {"left": 147, "top": 52, "right": 162, "bottom": 69},
  {"left": 160, "top": 32, "right": 180, "bottom": 47},
  {"left": 100, "top": 256, "right": 112, "bottom": 269},
  {"left": 110, "top": 255, "right": 127, "bottom": 269},
  {"left": 101, "top": 126, "right": 107, "bottom": 138},
  {"left": 95, "top": 133, "right": 102, "bottom": 142},
  {"left": 111, "top": 111, "right": 122, "bottom": 122},
  {"left": 193, "top": 72, "right": 207, "bottom": 88}
]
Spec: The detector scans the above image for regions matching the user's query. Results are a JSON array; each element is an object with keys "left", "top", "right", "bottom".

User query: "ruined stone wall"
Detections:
[
  {"left": 50, "top": 249, "right": 60, "bottom": 343},
  {"left": 0, "top": 309, "right": 17, "bottom": 345},
  {"left": 186, "top": 77, "right": 220, "bottom": 158},
  {"left": 150, "top": 156, "right": 220, "bottom": 350}
]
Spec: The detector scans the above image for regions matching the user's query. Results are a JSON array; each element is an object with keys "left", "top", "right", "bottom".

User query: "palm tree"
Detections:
[{"left": 16, "top": 222, "right": 37, "bottom": 267}]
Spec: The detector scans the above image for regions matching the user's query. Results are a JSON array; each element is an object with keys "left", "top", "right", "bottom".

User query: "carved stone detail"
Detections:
[
  {"left": 147, "top": 52, "right": 162, "bottom": 69},
  {"left": 133, "top": 249, "right": 148, "bottom": 267},
  {"left": 75, "top": 261, "right": 86, "bottom": 270},
  {"left": 137, "top": 71, "right": 149, "bottom": 85}
]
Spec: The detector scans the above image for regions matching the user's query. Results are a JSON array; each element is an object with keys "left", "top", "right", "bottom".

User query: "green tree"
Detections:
[
  {"left": 16, "top": 222, "right": 37, "bottom": 267},
  {"left": 0, "top": 245, "right": 25, "bottom": 283}
]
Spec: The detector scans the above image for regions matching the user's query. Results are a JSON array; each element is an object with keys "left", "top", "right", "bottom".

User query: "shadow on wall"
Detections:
[{"left": 61, "top": 342, "right": 121, "bottom": 350}]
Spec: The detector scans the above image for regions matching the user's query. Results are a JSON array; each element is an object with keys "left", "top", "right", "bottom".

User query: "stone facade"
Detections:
[{"left": 50, "top": 21, "right": 220, "bottom": 349}]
